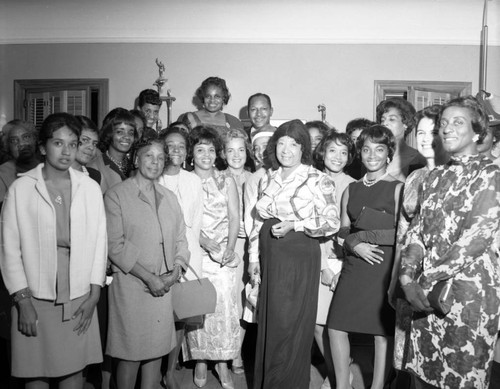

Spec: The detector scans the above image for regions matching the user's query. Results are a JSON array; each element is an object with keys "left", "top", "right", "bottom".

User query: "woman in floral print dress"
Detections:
[{"left": 399, "top": 96, "right": 500, "bottom": 389}]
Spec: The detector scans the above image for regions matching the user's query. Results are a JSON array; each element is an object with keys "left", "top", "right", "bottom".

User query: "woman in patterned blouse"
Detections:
[
  {"left": 399, "top": 96, "right": 500, "bottom": 388},
  {"left": 248, "top": 119, "right": 340, "bottom": 389}
]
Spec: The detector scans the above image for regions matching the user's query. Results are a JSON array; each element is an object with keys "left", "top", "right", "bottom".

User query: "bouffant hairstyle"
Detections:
[
  {"left": 356, "top": 124, "right": 396, "bottom": 162},
  {"left": 39, "top": 113, "right": 81, "bottom": 146},
  {"left": 195, "top": 77, "right": 231, "bottom": 106},
  {"left": 440, "top": 96, "right": 489, "bottom": 144},
  {"left": 138, "top": 89, "right": 162, "bottom": 108},
  {"left": 314, "top": 131, "right": 355, "bottom": 171},
  {"left": 414, "top": 105, "right": 442, "bottom": 135},
  {"left": 1, "top": 119, "right": 37, "bottom": 155},
  {"left": 98, "top": 108, "right": 137, "bottom": 152},
  {"left": 267, "top": 119, "right": 312, "bottom": 171},
  {"left": 376, "top": 98, "right": 417, "bottom": 137},
  {"left": 187, "top": 125, "right": 225, "bottom": 170},
  {"left": 221, "top": 129, "right": 255, "bottom": 172}
]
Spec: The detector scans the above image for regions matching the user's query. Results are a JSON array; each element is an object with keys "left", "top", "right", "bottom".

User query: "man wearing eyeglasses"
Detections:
[{"left": 0, "top": 120, "right": 40, "bottom": 208}]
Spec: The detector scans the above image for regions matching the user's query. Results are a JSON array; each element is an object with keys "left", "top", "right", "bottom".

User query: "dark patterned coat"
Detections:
[{"left": 400, "top": 155, "right": 500, "bottom": 388}]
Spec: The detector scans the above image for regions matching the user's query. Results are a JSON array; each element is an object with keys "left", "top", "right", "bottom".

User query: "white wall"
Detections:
[
  {"left": 1, "top": 43, "right": 499, "bottom": 130},
  {"left": 1, "top": 0, "right": 499, "bottom": 129},
  {"left": 1, "top": 0, "right": 498, "bottom": 45}
]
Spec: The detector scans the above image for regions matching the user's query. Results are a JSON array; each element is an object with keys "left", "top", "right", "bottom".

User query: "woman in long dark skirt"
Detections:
[{"left": 248, "top": 119, "right": 340, "bottom": 389}]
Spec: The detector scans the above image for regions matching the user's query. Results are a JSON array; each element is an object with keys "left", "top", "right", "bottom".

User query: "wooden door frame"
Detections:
[{"left": 14, "top": 78, "right": 109, "bottom": 126}]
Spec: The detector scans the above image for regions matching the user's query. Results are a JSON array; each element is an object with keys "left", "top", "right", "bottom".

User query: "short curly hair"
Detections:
[
  {"left": 313, "top": 131, "right": 355, "bottom": 171},
  {"left": 188, "top": 125, "right": 225, "bottom": 170},
  {"left": 356, "top": 124, "right": 396, "bottom": 162},
  {"left": 266, "top": 119, "right": 312, "bottom": 170},
  {"left": 440, "top": 95, "right": 489, "bottom": 144},
  {"left": 376, "top": 98, "right": 416, "bottom": 137},
  {"left": 195, "top": 77, "right": 231, "bottom": 106},
  {"left": 138, "top": 89, "right": 162, "bottom": 108}
]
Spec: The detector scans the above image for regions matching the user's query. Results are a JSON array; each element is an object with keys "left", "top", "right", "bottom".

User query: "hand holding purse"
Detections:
[{"left": 427, "top": 279, "right": 454, "bottom": 315}]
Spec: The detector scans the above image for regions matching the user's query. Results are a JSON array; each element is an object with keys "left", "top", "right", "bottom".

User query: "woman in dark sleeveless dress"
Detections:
[{"left": 327, "top": 125, "right": 403, "bottom": 389}]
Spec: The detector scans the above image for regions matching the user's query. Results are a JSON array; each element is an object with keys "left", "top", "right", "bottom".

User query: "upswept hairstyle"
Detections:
[
  {"left": 267, "top": 119, "right": 312, "bottom": 171},
  {"left": 195, "top": 77, "right": 231, "bottom": 106},
  {"left": 440, "top": 95, "right": 489, "bottom": 143},
  {"left": 138, "top": 89, "right": 162, "bottom": 108},
  {"left": 247, "top": 93, "right": 272, "bottom": 109},
  {"left": 356, "top": 124, "right": 396, "bottom": 162},
  {"left": 1, "top": 119, "right": 37, "bottom": 155},
  {"left": 345, "top": 118, "right": 375, "bottom": 136},
  {"left": 98, "top": 108, "right": 137, "bottom": 152},
  {"left": 221, "top": 128, "right": 255, "bottom": 172},
  {"left": 314, "top": 131, "right": 355, "bottom": 171},
  {"left": 376, "top": 97, "right": 417, "bottom": 137},
  {"left": 187, "top": 125, "right": 225, "bottom": 169},
  {"left": 39, "top": 113, "right": 81, "bottom": 146}
]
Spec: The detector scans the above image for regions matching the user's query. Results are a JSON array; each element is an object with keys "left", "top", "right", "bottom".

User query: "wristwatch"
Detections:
[{"left": 12, "top": 288, "right": 32, "bottom": 303}]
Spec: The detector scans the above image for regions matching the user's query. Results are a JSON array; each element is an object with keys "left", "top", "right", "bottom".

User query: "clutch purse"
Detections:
[
  {"left": 427, "top": 279, "right": 454, "bottom": 315},
  {"left": 171, "top": 264, "right": 217, "bottom": 324},
  {"left": 354, "top": 207, "right": 395, "bottom": 230}
]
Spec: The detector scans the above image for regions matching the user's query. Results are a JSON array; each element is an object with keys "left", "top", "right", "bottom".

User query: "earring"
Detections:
[
  {"left": 473, "top": 134, "right": 479, "bottom": 142},
  {"left": 387, "top": 157, "right": 390, "bottom": 164}
]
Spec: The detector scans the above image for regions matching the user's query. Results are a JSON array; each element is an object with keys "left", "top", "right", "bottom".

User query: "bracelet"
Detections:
[
  {"left": 400, "top": 280, "right": 417, "bottom": 288},
  {"left": 12, "top": 288, "right": 32, "bottom": 304}
]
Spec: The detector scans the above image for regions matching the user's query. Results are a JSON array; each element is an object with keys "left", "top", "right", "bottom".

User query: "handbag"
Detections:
[
  {"left": 171, "top": 263, "right": 217, "bottom": 324},
  {"left": 354, "top": 207, "right": 395, "bottom": 230},
  {"left": 427, "top": 279, "right": 454, "bottom": 315}
]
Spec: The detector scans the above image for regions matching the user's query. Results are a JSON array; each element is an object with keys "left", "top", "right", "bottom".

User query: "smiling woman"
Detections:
[
  {"left": 399, "top": 96, "right": 500, "bottom": 388},
  {"left": 88, "top": 108, "right": 138, "bottom": 193},
  {"left": 181, "top": 77, "right": 244, "bottom": 137},
  {"left": 104, "top": 134, "right": 189, "bottom": 389}
]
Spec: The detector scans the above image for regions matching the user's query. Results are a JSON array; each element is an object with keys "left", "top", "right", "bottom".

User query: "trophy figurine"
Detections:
[{"left": 153, "top": 58, "right": 176, "bottom": 126}]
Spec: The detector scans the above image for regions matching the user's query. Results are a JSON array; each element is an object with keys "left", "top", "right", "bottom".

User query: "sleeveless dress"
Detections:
[
  {"left": 327, "top": 180, "right": 399, "bottom": 336},
  {"left": 185, "top": 112, "right": 243, "bottom": 138},
  {"left": 184, "top": 170, "right": 240, "bottom": 360}
]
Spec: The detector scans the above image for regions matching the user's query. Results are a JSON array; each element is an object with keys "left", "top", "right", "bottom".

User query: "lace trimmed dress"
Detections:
[
  {"left": 184, "top": 170, "right": 240, "bottom": 360},
  {"left": 400, "top": 155, "right": 500, "bottom": 388}
]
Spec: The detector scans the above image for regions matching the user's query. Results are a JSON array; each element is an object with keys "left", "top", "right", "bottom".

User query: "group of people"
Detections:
[{"left": 0, "top": 74, "right": 500, "bottom": 389}]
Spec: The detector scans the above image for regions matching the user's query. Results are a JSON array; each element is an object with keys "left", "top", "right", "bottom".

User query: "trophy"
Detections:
[{"left": 154, "top": 58, "right": 176, "bottom": 126}]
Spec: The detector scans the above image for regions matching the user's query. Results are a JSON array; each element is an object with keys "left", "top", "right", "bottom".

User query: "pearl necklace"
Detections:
[
  {"left": 362, "top": 171, "right": 388, "bottom": 187},
  {"left": 106, "top": 151, "right": 127, "bottom": 175}
]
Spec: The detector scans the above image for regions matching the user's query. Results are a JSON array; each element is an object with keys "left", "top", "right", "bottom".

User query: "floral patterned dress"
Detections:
[
  {"left": 400, "top": 155, "right": 500, "bottom": 388},
  {"left": 183, "top": 170, "right": 240, "bottom": 360}
]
